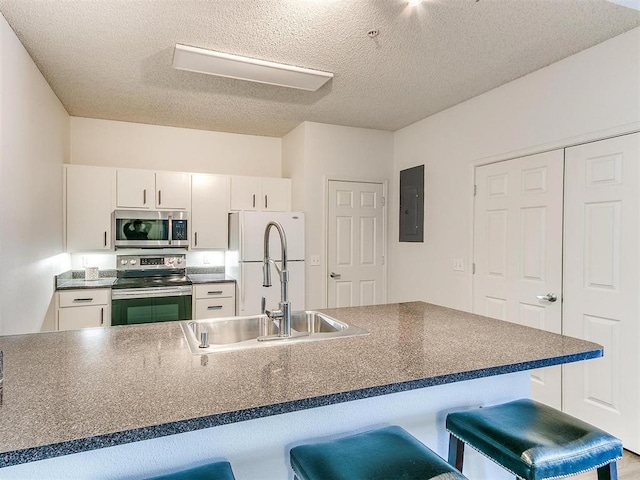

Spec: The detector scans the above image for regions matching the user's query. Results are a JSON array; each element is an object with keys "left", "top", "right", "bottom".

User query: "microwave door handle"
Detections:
[{"left": 168, "top": 215, "right": 172, "bottom": 245}]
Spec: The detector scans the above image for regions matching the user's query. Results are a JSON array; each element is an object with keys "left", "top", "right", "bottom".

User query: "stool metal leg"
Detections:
[
  {"left": 597, "top": 462, "right": 618, "bottom": 480},
  {"left": 448, "top": 434, "right": 465, "bottom": 472}
]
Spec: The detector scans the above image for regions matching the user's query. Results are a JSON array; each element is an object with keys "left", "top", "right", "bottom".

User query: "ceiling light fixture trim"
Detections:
[{"left": 172, "top": 44, "right": 334, "bottom": 91}]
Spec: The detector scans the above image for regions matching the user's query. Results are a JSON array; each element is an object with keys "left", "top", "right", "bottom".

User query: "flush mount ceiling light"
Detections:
[
  {"left": 172, "top": 44, "right": 334, "bottom": 91},
  {"left": 407, "top": 0, "right": 423, "bottom": 5}
]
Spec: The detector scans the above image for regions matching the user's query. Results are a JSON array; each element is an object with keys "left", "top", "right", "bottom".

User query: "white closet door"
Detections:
[
  {"left": 563, "top": 132, "right": 640, "bottom": 453},
  {"left": 327, "top": 181, "right": 385, "bottom": 308},
  {"left": 473, "top": 150, "right": 564, "bottom": 408}
]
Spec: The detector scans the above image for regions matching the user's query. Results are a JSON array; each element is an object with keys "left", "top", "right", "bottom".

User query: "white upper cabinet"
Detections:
[
  {"left": 66, "top": 165, "right": 115, "bottom": 251},
  {"left": 230, "top": 176, "right": 291, "bottom": 212},
  {"left": 116, "top": 169, "right": 189, "bottom": 210},
  {"left": 230, "top": 176, "right": 261, "bottom": 211},
  {"left": 191, "top": 174, "right": 230, "bottom": 249},
  {"left": 155, "top": 172, "right": 190, "bottom": 210},
  {"left": 261, "top": 177, "right": 291, "bottom": 212},
  {"left": 116, "top": 169, "right": 155, "bottom": 209}
]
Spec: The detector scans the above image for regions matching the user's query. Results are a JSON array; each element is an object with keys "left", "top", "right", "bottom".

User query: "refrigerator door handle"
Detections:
[{"left": 240, "top": 270, "right": 245, "bottom": 312}]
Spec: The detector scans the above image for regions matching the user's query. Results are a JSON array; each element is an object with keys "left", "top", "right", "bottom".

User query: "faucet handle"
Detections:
[{"left": 261, "top": 296, "right": 266, "bottom": 314}]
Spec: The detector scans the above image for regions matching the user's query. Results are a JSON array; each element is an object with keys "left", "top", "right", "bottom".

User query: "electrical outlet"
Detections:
[
  {"left": 452, "top": 258, "right": 464, "bottom": 271},
  {"left": 203, "top": 253, "right": 210, "bottom": 265},
  {"left": 310, "top": 255, "right": 321, "bottom": 266},
  {"left": 82, "top": 256, "right": 90, "bottom": 267}
]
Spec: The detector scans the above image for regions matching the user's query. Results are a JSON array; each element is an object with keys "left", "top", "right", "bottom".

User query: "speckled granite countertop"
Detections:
[
  {"left": 55, "top": 278, "right": 116, "bottom": 290},
  {"left": 55, "top": 272, "right": 233, "bottom": 289},
  {"left": 0, "top": 301, "right": 601, "bottom": 467},
  {"left": 187, "top": 274, "right": 235, "bottom": 284}
]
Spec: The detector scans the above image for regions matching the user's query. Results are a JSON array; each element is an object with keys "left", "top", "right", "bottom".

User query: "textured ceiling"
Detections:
[{"left": 0, "top": 0, "right": 639, "bottom": 138}]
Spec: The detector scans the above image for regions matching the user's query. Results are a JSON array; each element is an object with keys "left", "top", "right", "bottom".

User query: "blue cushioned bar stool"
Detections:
[
  {"left": 446, "top": 399, "right": 623, "bottom": 480},
  {"left": 290, "top": 425, "right": 468, "bottom": 480},
  {"left": 144, "top": 461, "right": 235, "bottom": 480}
]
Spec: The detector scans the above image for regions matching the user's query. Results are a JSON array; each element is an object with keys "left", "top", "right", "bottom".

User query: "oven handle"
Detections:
[{"left": 112, "top": 286, "right": 192, "bottom": 300}]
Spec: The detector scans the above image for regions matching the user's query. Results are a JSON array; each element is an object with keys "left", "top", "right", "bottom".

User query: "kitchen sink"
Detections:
[{"left": 181, "top": 311, "right": 368, "bottom": 354}]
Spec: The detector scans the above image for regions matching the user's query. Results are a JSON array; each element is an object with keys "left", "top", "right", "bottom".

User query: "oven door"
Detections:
[{"left": 111, "top": 286, "right": 192, "bottom": 326}]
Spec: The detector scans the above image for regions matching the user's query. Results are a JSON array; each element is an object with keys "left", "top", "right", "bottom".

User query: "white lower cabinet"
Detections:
[
  {"left": 57, "top": 289, "right": 111, "bottom": 331},
  {"left": 193, "top": 282, "right": 236, "bottom": 319}
]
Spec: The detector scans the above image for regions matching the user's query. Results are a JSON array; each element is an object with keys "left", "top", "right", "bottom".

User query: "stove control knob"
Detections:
[
  {"left": 176, "top": 258, "right": 183, "bottom": 264},
  {"left": 130, "top": 259, "right": 137, "bottom": 265},
  {"left": 120, "top": 259, "right": 128, "bottom": 265}
]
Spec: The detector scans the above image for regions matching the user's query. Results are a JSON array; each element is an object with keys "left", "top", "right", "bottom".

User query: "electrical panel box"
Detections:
[{"left": 399, "top": 165, "right": 424, "bottom": 242}]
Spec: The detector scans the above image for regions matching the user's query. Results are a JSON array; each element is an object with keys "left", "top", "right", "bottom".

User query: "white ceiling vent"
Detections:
[{"left": 172, "top": 44, "right": 334, "bottom": 91}]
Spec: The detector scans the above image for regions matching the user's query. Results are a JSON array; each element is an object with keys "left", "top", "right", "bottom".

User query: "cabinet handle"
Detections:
[
  {"left": 252, "top": 194, "right": 256, "bottom": 208},
  {"left": 100, "top": 307, "right": 104, "bottom": 325},
  {"left": 265, "top": 195, "right": 268, "bottom": 209},
  {"left": 208, "top": 291, "right": 223, "bottom": 295},
  {"left": 194, "top": 232, "right": 198, "bottom": 247},
  {"left": 158, "top": 190, "right": 162, "bottom": 205},
  {"left": 143, "top": 189, "right": 147, "bottom": 205},
  {"left": 104, "top": 231, "right": 107, "bottom": 247},
  {"left": 207, "top": 305, "right": 223, "bottom": 310},
  {"left": 73, "top": 298, "right": 94, "bottom": 302}
]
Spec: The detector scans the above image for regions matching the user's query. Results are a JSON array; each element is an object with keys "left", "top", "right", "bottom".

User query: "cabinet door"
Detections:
[
  {"left": 262, "top": 178, "right": 291, "bottom": 212},
  {"left": 156, "top": 172, "right": 190, "bottom": 209},
  {"left": 66, "top": 165, "right": 115, "bottom": 251},
  {"left": 230, "top": 176, "right": 260, "bottom": 211},
  {"left": 191, "top": 174, "right": 230, "bottom": 249},
  {"left": 58, "top": 305, "right": 108, "bottom": 331},
  {"left": 116, "top": 169, "right": 155, "bottom": 209},
  {"left": 194, "top": 297, "right": 235, "bottom": 319}
]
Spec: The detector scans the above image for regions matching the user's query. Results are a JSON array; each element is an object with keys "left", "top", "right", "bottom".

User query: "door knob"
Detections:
[
  {"left": 536, "top": 293, "right": 558, "bottom": 303},
  {"left": 330, "top": 272, "right": 341, "bottom": 279}
]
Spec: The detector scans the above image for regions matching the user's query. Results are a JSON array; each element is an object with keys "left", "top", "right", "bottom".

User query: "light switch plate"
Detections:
[
  {"left": 310, "top": 255, "right": 321, "bottom": 266},
  {"left": 452, "top": 258, "right": 464, "bottom": 271}
]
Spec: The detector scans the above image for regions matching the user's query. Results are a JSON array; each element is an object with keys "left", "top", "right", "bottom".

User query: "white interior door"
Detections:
[
  {"left": 563, "top": 132, "right": 639, "bottom": 453},
  {"left": 327, "top": 181, "right": 385, "bottom": 308},
  {"left": 473, "top": 150, "right": 564, "bottom": 408}
]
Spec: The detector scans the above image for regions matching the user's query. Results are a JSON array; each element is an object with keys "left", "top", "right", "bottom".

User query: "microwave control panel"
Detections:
[{"left": 172, "top": 220, "right": 187, "bottom": 241}]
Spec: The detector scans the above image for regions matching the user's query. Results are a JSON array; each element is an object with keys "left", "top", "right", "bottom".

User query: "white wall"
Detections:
[
  {"left": 70, "top": 117, "right": 282, "bottom": 176},
  {"left": 0, "top": 14, "right": 70, "bottom": 335},
  {"left": 389, "top": 27, "right": 640, "bottom": 312},
  {"left": 283, "top": 122, "right": 393, "bottom": 310}
]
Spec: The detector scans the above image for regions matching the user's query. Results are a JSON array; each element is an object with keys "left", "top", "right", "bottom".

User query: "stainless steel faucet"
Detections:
[{"left": 262, "top": 221, "right": 291, "bottom": 337}]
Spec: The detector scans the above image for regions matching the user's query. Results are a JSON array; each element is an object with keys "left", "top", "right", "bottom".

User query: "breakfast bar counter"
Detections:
[{"left": 0, "top": 301, "right": 602, "bottom": 478}]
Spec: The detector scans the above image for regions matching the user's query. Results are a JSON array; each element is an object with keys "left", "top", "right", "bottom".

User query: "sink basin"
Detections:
[{"left": 180, "top": 311, "right": 368, "bottom": 354}]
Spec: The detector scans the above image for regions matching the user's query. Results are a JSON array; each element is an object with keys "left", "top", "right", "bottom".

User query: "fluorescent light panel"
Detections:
[{"left": 172, "top": 44, "right": 333, "bottom": 91}]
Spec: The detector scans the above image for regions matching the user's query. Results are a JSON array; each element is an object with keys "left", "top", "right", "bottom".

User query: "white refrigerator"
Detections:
[{"left": 226, "top": 211, "right": 305, "bottom": 316}]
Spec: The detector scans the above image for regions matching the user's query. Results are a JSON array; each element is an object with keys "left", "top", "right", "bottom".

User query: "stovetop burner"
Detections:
[{"left": 112, "top": 275, "right": 191, "bottom": 289}]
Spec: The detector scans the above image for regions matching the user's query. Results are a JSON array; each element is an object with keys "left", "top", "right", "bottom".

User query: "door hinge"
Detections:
[
  {"left": 381, "top": 196, "right": 386, "bottom": 207},
  {"left": 472, "top": 263, "right": 476, "bottom": 274},
  {"left": 473, "top": 185, "right": 477, "bottom": 196},
  {"left": 382, "top": 255, "right": 385, "bottom": 265}
]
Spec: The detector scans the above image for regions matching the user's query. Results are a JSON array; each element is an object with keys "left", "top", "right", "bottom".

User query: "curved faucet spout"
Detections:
[{"left": 263, "top": 221, "right": 291, "bottom": 337}]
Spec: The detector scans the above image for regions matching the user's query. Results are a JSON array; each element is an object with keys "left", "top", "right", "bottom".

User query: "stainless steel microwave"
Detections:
[{"left": 114, "top": 210, "right": 188, "bottom": 248}]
